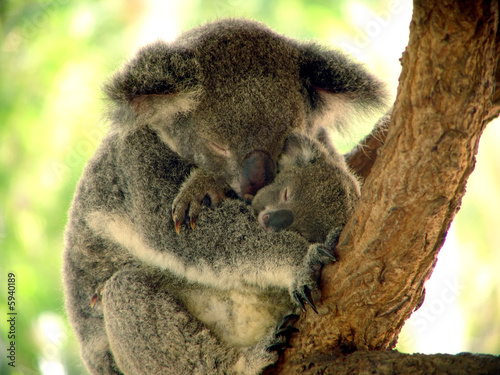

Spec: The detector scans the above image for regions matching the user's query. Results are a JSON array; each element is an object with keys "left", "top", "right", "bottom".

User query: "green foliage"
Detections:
[{"left": 1, "top": 1, "right": 129, "bottom": 373}]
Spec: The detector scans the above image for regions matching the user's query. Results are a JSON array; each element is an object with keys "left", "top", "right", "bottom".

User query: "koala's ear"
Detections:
[
  {"left": 299, "top": 44, "right": 388, "bottom": 131},
  {"left": 104, "top": 41, "right": 201, "bottom": 127},
  {"left": 279, "top": 132, "right": 319, "bottom": 169}
]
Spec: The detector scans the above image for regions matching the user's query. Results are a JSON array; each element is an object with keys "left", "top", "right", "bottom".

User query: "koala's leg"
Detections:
[
  {"left": 72, "top": 313, "right": 123, "bottom": 375},
  {"left": 102, "top": 268, "right": 277, "bottom": 375},
  {"left": 63, "top": 261, "right": 123, "bottom": 375}
]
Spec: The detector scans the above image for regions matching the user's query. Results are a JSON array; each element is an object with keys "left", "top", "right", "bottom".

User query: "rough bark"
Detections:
[
  {"left": 271, "top": 1, "right": 500, "bottom": 373},
  {"left": 276, "top": 351, "right": 500, "bottom": 375},
  {"left": 344, "top": 113, "right": 391, "bottom": 182}
]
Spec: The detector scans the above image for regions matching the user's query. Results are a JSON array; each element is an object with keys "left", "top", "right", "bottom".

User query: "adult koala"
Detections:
[{"left": 63, "top": 19, "right": 387, "bottom": 375}]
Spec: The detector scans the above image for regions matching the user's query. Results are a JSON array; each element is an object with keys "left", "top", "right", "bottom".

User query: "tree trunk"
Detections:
[{"left": 271, "top": 1, "right": 500, "bottom": 373}]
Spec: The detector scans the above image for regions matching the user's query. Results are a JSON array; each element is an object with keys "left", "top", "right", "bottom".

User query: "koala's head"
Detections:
[
  {"left": 252, "top": 132, "right": 360, "bottom": 243},
  {"left": 104, "top": 19, "right": 386, "bottom": 199}
]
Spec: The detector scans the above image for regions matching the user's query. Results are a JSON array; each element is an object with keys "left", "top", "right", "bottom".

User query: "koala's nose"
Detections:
[
  {"left": 240, "top": 150, "right": 276, "bottom": 201},
  {"left": 262, "top": 209, "right": 294, "bottom": 231}
]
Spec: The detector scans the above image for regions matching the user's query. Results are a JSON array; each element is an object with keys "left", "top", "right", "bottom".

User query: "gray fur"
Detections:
[
  {"left": 252, "top": 132, "right": 360, "bottom": 244},
  {"left": 63, "top": 19, "right": 386, "bottom": 375}
]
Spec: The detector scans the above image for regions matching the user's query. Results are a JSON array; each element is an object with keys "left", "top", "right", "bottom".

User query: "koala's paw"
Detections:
[
  {"left": 266, "top": 313, "right": 300, "bottom": 352},
  {"left": 233, "top": 335, "right": 279, "bottom": 375},
  {"left": 172, "top": 169, "right": 229, "bottom": 233},
  {"left": 234, "top": 315, "right": 299, "bottom": 375},
  {"left": 233, "top": 313, "right": 300, "bottom": 374},
  {"left": 289, "top": 243, "right": 338, "bottom": 314}
]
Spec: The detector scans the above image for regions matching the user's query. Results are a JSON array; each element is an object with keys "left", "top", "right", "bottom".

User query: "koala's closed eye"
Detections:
[
  {"left": 282, "top": 187, "right": 290, "bottom": 202},
  {"left": 208, "top": 141, "right": 230, "bottom": 157}
]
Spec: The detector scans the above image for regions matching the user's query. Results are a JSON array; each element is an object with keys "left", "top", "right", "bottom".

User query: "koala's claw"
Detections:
[
  {"left": 90, "top": 289, "right": 104, "bottom": 309},
  {"left": 317, "top": 245, "right": 337, "bottom": 261},
  {"left": 172, "top": 170, "right": 229, "bottom": 234},
  {"left": 293, "top": 286, "right": 318, "bottom": 314},
  {"left": 302, "top": 285, "right": 318, "bottom": 314},
  {"left": 263, "top": 312, "right": 300, "bottom": 354},
  {"left": 293, "top": 291, "right": 307, "bottom": 312},
  {"left": 275, "top": 326, "right": 299, "bottom": 339},
  {"left": 265, "top": 342, "right": 292, "bottom": 353},
  {"left": 90, "top": 293, "right": 100, "bottom": 309},
  {"left": 172, "top": 209, "right": 197, "bottom": 233},
  {"left": 174, "top": 219, "right": 182, "bottom": 234},
  {"left": 277, "top": 313, "right": 300, "bottom": 330}
]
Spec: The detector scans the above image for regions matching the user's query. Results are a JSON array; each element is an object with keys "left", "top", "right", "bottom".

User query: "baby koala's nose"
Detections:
[{"left": 259, "top": 209, "right": 294, "bottom": 232}]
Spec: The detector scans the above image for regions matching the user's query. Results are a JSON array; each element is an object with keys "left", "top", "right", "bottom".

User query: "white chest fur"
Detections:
[{"left": 182, "top": 286, "right": 291, "bottom": 347}]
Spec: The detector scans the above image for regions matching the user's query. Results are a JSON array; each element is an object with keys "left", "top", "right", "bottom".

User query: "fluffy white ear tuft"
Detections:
[
  {"left": 132, "top": 90, "right": 201, "bottom": 127},
  {"left": 278, "top": 133, "right": 318, "bottom": 169},
  {"left": 309, "top": 88, "right": 389, "bottom": 138},
  {"left": 309, "top": 91, "right": 356, "bottom": 134}
]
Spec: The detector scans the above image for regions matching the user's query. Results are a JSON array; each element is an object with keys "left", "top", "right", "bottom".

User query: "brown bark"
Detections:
[
  {"left": 272, "top": 1, "right": 500, "bottom": 373},
  {"left": 344, "top": 113, "right": 390, "bottom": 182},
  {"left": 276, "top": 351, "right": 500, "bottom": 375}
]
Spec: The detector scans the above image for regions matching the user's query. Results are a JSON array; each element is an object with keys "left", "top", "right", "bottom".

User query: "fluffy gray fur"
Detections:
[
  {"left": 63, "top": 19, "right": 386, "bottom": 375},
  {"left": 252, "top": 131, "right": 360, "bottom": 244}
]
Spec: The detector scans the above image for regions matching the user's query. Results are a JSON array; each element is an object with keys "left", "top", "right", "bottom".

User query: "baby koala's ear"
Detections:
[{"left": 278, "top": 132, "right": 320, "bottom": 169}]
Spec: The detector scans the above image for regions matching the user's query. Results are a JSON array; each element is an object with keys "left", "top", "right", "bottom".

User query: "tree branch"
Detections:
[
  {"left": 285, "top": 351, "right": 500, "bottom": 374},
  {"left": 347, "top": 6, "right": 500, "bottom": 177},
  {"left": 273, "top": 1, "right": 499, "bottom": 373},
  {"left": 485, "top": 16, "right": 500, "bottom": 122},
  {"left": 345, "top": 113, "right": 390, "bottom": 181}
]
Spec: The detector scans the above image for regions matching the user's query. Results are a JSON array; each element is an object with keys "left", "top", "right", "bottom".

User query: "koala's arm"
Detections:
[{"left": 89, "top": 128, "right": 321, "bottom": 294}]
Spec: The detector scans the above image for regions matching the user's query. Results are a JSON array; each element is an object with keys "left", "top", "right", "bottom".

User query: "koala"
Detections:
[
  {"left": 63, "top": 18, "right": 387, "bottom": 375},
  {"left": 252, "top": 131, "right": 360, "bottom": 244}
]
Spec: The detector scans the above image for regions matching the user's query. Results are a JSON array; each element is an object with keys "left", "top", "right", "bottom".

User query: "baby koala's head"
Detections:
[{"left": 252, "top": 132, "right": 360, "bottom": 243}]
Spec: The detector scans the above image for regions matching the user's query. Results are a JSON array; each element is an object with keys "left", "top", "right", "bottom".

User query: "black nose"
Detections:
[
  {"left": 240, "top": 150, "right": 276, "bottom": 200},
  {"left": 263, "top": 209, "right": 294, "bottom": 231}
]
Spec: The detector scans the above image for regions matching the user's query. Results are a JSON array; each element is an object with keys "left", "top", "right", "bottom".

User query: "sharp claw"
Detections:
[
  {"left": 293, "top": 291, "right": 307, "bottom": 312},
  {"left": 172, "top": 208, "right": 176, "bottom": 222},
  {"left": 277, "top": 314, "right": 300, "bottom": 330},
  {"left": 190, "top": 217, "right": 196, "bottom": 230},
  {"left": 90, "top": 293, "right": 100, "bottom": 309},
  {"left": 265, "top": 342, "right": 292, "bottom": 353},
  {"left": 317, "top": 246, "right": 337, "bottom": 261},
  {"left": 175, "top": 220, "right": 181, "bottom": 234},
  {"left": 275, "top": 326, "right": 299, "bottom": 338},
  {"left": 302, "top": 285, "right": 318, "bottom": 314}
]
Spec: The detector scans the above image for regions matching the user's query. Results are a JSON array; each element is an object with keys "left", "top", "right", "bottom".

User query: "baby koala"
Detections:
[{"left": 252, "top": 131, "right": 360, "bottom": 244}]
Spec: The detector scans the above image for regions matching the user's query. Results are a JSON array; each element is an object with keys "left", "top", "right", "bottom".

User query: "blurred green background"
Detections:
[{"left": 0, "top": 1, "right": 498, "bottom": 374}]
